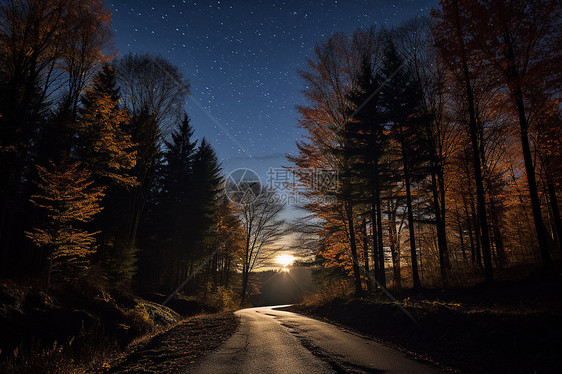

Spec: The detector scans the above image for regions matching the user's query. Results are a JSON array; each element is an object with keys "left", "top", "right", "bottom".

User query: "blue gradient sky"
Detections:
[{"left": 109, "top": 0, "right": 438, "bottom": 183}]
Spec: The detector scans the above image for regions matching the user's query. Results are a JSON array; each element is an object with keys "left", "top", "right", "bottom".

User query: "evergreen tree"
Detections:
[
  {"left": 111, "top": 53, "right": 190, "bottom": 288},
  {"left": 380, "top": 37, "right": 430, "bottom": 289},
  {"left": 157, "top": 115, "right": 198, "bottom": 290},
  {"left": 25, "top": 158, "right": 105, "bottom": 288},
  {"left": 162, "top": 115, "right": 198, "bottom": 198},
  {"left": 346, "top": 53, "right": 388, "bottom": 288},
  {"left": 77, "top": 64, "right": 137, "bottom": 187},
  {"left": 81, "top": 64, "right": 121, "bottom": 107},
  {"left": 110, "top": 109, "right": 160, "bottom": 287},
  {"left": 76, "top": 65, "right": 138, "bottom": 287},
  {"left": 212, "top": 196, "right": 245, "bottom": 288},
  {"left": 191, "top": 138, "right": 223, "bottom": 294},
  {"left": 192, "top": 138, "right": 223, "bottom": 253},
  {"left": 139, "top": 120, "right": 223, "bottom": 293}
]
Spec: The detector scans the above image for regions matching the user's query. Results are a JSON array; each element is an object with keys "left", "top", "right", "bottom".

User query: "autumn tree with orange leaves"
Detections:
[
  {"left": 291, "top": 0, "right": 561, "bottom": 291},
  {"left": 26, "top": 159, "right": 105, "bottom": 288},
  {"left": 436, "top": 0, "right": 561, "bottom": 269}
]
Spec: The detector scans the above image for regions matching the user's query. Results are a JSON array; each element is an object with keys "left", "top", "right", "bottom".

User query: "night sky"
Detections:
[{"left": 109, "top": 0, "right": 437, "bottom": 178}]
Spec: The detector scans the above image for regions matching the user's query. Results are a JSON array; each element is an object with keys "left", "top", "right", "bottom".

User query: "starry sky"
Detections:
[{"left": 109, "top": 0, "right": 438, "bottom": 182}]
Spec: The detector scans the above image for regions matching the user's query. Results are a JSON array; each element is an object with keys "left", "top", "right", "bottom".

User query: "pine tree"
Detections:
[
  {"left": 110, "top": 109, "right": 160, "bottom": 287},
  {"left": 380, "top": 37, "right": 430, "bottom": 289},
  {"left": 192, "top": 138, "right": 223, "bottom": 250},
  {"left": 332, "top": 117, "right": 365, "bottom": 295},
  {"left": 162, "top": 115, "right": 198, "bottom": 198},
  {"left": 74, "top": 65, "right": 139, "bottom": 287},
  {"left": 81, "top": 64, "right": 121, "bottom": 107},
  {"left": 288, "top": 31, "right": 378, "bottom": 294},
  {"left": 26, "top": 158, "right": 105, "bottom": 288},
  {"left": 77, "top": 64, "right": 137, "bottom": 187},
  {"left": 212, "top": 196, "right": 245, "bottom": 287},
  {"left": 346, "top": 53, "right": 388, "bottom": 289},
  {"left": 158, "top": 115, "right": 198, "bottom": 289},
  {"left": 141, "top": 120, "right": 223, "bottom": 292},
  {"left": 192, "top": 139, "right": 225, "bottom": 294}
]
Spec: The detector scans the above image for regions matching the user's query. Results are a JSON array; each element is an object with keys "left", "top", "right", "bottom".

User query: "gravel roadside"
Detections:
[{"left": 104, "top": 312, "right": 239, "bottom": 373}]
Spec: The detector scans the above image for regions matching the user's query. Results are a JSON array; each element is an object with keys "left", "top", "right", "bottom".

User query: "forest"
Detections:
[
  {"left": 290, "top": 0, "right": 561, "bottom": 293},
  {"left": 0, "top": 0, "right": 561, "bottom": 372},
  {"left": 0, "top": 1, "right": 280, "bottom": 370},
  {"left": 0, "top": 0, "right": 263, "bottom": 300}
]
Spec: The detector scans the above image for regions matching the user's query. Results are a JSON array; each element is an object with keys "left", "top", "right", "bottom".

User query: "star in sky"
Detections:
[{"left": 109, "top": 0, "right": 437, "bottom": 180}]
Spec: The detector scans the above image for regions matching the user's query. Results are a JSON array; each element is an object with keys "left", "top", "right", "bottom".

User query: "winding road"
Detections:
[{"left": 189, "top": 306, "right": 442, "bottom": 374}]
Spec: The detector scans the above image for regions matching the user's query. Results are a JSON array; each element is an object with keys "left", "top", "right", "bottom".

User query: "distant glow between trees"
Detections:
[{"left": 275, "top": 254, "right": 295, "bottom": 267}]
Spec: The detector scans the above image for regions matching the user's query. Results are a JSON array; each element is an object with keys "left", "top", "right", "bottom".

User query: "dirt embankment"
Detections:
[{"left": 0, "top": 281, "right": 238, "bottom": 373}]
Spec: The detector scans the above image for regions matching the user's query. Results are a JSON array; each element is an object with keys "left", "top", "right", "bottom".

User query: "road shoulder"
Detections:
[
  {"left": 102, "top": 312, "right": 239, "bottom": 373},
  {"left": 285, "top": 295, "right": 562, "bottom": 373}
]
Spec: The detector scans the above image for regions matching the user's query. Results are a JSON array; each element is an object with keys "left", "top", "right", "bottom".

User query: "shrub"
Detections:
[
  {"left": 202, "top": 283, "right": 238, "bottom": 312},
  {"left": 304, "top": 278, "right": 353, "bottom": 306}
]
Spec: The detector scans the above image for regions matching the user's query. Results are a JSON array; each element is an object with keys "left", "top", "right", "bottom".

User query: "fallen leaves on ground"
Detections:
[{"left": 101, "top": 312, "right": 239, "bottom": 373}]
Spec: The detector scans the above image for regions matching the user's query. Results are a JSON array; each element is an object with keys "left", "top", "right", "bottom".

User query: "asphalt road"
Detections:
[{"left": 189, "top": 306, "right": 442, "bottom": 374}]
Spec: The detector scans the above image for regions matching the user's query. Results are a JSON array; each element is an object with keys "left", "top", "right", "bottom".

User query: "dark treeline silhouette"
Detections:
[
  {"left": 0, "top": 0, "right": 255, "bottom": 301},
  {"left": 289, "top": 0, "right": 561, "bottom": 292}
]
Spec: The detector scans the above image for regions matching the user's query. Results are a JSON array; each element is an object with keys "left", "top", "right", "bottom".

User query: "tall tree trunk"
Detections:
[
  {"left": 430, "top": 165, "right": 449, "bottom": 287},
  {"left": 374, "top": 163, "right": 386, "bottom": 288},
  {"left": 515, "top": 93, "right": 551, "bottom": 267},
  {"left": 516, "top": 98, "right": 550, "bottom": 266},
  {"left": 452, "top": 0, "right": 493, "bottom": 283},
  {"left": 466, "top": 106, "right": 493, "bottom": 283},
  {"left": 417, "top": 227, "right": 424, "bottom": 283},
  {"left": 469, "top": 191, "right": 483, "bottom": 267},
  {"left": 437, "top": 161, "right": 450, "bottom": 270},
  {"left": 402, "top": 144, "right": 421, "bottom": 289},
  {"left": 502, "top": 22, "right": 551, "bottom": 266},
  {"left": 225, "top": 258, "right": 231, "bottom": 288},
  {"left": 438, "top": 167, "right": 448, "bottom": 244},
  {"left": 547, "top": 180, "right": 562, "bottom": 251},
  {"left": 489, "top": 198, "right": 506, "bottom": 267},
  {"left": 240, "top": 269, "right": 248, "bottom": 306},
  {"left": 362, "top": 218, "right": 372, "bottom": 292},
  {"left": 387, "top": 202, "right": 401, "bottom": 289},
  {"left": 371, "top": 187, "right": 380, "bottom": 285},
  {"left": 211, "top": 253, "right": 218, "bottom": 285},
  {"left": 345, "top": 201, "right": 363, "bottom": 296},
  {"left": 458, "top": 219, "right": 468, "bottom": 264},
  {"left": 462, "top": 194, "right": 476, "bottom": 264},
  {"left": 467, "top": 220, "right": 476, "bottom": 264}
]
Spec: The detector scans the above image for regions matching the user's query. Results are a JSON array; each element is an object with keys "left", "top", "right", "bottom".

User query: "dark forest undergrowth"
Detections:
[
  {"left": 0, "top": 279, "right": 200, "bottom": 373},
  {"left": 287, "top": 269, "right": 562, "bottom": 374}
]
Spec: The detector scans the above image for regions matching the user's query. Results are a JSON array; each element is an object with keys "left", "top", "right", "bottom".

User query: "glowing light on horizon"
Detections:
[{"left": 275, "top": 254, "right": 295, "bottom": 267}]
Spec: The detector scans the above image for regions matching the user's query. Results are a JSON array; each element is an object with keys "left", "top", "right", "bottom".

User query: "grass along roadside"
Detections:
[
  {"left": 0, "top": 277, "right": 243, "bottom": 374},
  {"left": 0, "top": 283, "right": 182, "bottom": 373}
]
